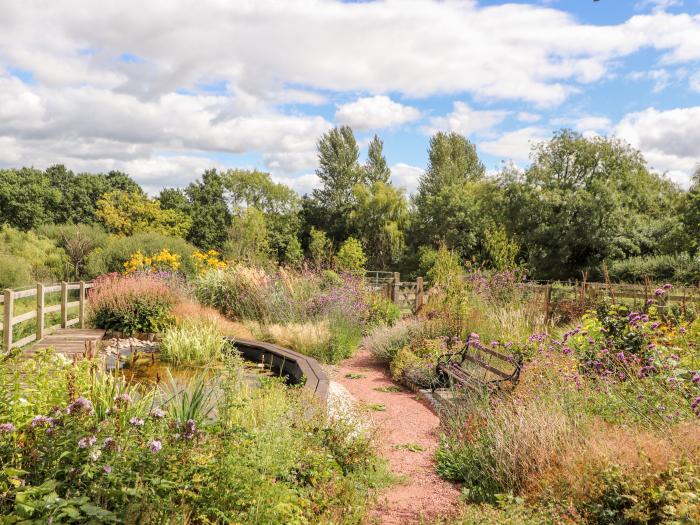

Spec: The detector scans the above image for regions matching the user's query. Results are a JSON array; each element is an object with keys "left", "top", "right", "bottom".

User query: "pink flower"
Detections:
[
  {"left": 129, "top": 417, "right": 145, "bottom": 427},
  {"left": 66, "top": 397, "right": 93, "bottom": 415},
  {"left": 148, "top": 439, "right": 162, "bottom": 453},
  {"left": 78, "top": 435, "right": 97, "bottom": 449},
  {"left": 151, "top": 408, "right": 166, "bottom": 419},
  {"left": 103, "top": 465, "right": 112, "bottom": 474}
]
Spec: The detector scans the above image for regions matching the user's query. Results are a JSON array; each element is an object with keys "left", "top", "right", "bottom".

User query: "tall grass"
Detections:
[{"left": 159, "top": 320, "right": 226, "bottom": 366}]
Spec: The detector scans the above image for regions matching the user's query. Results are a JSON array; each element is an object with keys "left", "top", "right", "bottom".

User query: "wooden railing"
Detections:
[
  {"left": 1, "top": 281, "right": 94, "bottom": 353},
  {"left": 367, "top": 272, "right": 426, "bottom": 313}
]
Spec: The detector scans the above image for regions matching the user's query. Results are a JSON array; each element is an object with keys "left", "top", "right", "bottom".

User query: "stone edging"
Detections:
[{"left": 224, "top": 337, "right": 330, "bottom": 403}]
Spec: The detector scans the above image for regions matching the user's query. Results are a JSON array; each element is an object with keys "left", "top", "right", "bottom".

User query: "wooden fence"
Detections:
[
  {"left": 366, "top": 270, "right": 700, "bottom": 318},
  {"left": 1, "top": 281, "right": 94, "bottom": 353}
]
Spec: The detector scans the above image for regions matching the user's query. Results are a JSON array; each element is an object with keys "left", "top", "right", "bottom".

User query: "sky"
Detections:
[{"left": 1, "top": 0, "right": 700, "bottom": 195}]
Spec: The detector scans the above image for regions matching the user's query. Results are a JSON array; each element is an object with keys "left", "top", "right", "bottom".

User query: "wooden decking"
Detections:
[{"left": 24, "top": 328, "right": 106, "bottom": 358}]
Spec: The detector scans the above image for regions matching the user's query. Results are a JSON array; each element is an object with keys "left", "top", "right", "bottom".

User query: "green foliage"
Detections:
[
  {"left": 423, "top": 245, "right": 465, "bottom": 294},
  {"left": 364, "top": 134, "right": 391, "bottom": 184},
  {"left": 185, "top": 169, "right": 231, "bottom": 250},
  {"left": 88, "top": 274, "right": 179, "bottom": 335},
  {"left": 502, "top": 129, "right": 683, "bottom": 279},
  {"left": 0, "top": 351, "right": 385, "bottom": 523},
  {"left": 38, "top": 223, "right": 109, "bottom": 280},
  {"left": 224, "top": 207, "right": 272, "bottom": 266},
  {"left": 577, "top": 461, "right": 700, "bottom": 524},
  {"left": 351, "top": 181, "right": 408, "bottom": 269},
  {"left": 309, "top": 227, "right": 333, "bottom": 269},
  {"left": 609, "top": 252, "right": 700, "bottom": 284},
  {"left": 283, "top": 236, "right": 304, "bottom": 268},
  {"left": 336, "top": 237, "right": 367, "bottom": 276},
  {"left": 95, "top": 190, "right": 192, "bottom": 237},
  {"left": 364, "top": 318, "right": 421, "bottom": 363},
  {"left": 366, "top": 294, "right": 402, "bottom": 328},
  {"left": 85, "top": 232, "right": 198, "bottom": 277},
  {"left": 483, "top": 226, "right": 520, "bottom": 271},
  {"left": 311, "top": 126, "right": 364, "bottom": 242},
  {"left": 0, "top": 226, "right": 68, "bottom": 286},
  {"left": 159, "top": 320, "right": 226, "bottom": 366},
  {"left": 0, "top": 166, "right": 140, "bottom": 231}
]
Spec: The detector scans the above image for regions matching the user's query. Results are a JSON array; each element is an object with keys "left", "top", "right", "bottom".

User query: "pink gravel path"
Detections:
[{"left": 336, "top": 349, "right": 461, "bottom": 525}]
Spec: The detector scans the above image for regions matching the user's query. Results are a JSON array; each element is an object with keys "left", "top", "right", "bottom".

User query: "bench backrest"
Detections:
[{"left": 455, "top": 340, "right": 521, "bottom": 386}]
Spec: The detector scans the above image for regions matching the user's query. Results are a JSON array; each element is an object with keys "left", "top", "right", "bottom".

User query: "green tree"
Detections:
[
  {"left": 411, "top": 132, "right": 494, "bottom": 262},
  {"left": 0, "top": 168, "right": 60, "bottom": 230},
  {"left": 308, "top": 227, "right": 333, "bottom": 269},
  {"left": 311, "top": 126, "right": 363, "bottom": 242},
  {"left": 185, "top": 169, "right": 231, "bottom": 250},
  {"left": 351, "top": 182, "right": 408, "bottom": 269},
  {"left": 502, "top": 129, "right": 681, "bottom": 279},
  {"left": 96, "top": 190, "right": 192, "bottom": 237},
  {"left": 336, "top": 237, "right": 367, "bottom": 276},
  {"left": 681, "top": 168, "right": 700, "bottom": 253},
  {"left": 483, "top": 226, "right": 520, "bottom": 271},
  {"left": 224, "top": 207, "right": 272, "bottom": 266},
  {"left": 365, "top": 134, "right": 391, "bottom": 184},
  {"left": 283, "top": 236, "right": 304, "bottom": 268},
  {"left": 159, "top": 188, "right": 192, "bottom": 216},
  {"left": 222, "top": 169, "right": 301, "bottom": 262}
]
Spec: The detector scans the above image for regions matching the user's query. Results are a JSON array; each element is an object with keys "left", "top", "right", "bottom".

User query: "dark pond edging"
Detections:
[{"left": 224, "top": 337, "right": 330, "bottom": 403}]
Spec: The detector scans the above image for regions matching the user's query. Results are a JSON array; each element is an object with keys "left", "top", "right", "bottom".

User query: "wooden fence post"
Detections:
[
  {"left": 60, "top": 281, "right": 68, "bottom": 328},
  {"left": 391, "top": 272, "right": 400, "bottom": 304},
  {"left": 544, "top": 285, "right": 552, "bottom": 322},
  {"left": 415, "top": 277, "right": 424, "bottom": 313},
  {"left": 79, "top": 281, "right": 86, "bottom": 328},
  {"left": 36, "top": 283, "right": 44, "bottom": 341},
  {"left": 3, "top": 289, "right": 13, "bottom": 352}
]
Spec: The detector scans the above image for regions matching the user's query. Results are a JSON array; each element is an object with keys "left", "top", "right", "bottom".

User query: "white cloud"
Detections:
[
  {"left": 2, "top": 1, "right": 700, "bottom": 191},
  {"left": 615, "top": 106, "right": 700, "bottom": 187},
  {"left": 575, "top": 116, "right": 613, "bottom": 133},
  {"left": 517, "top": 112, "right": 541, "bottom": 123},
  {"left": 390, "top": 163, "right": 423, "bottom": 194},
  {"left": 480, "top": 127, "right": 550, "bottom": 162},
  {"left": 689, "top": 71, "right": 700, "bottom": 92},
  {"left": 636, "top": 0, "right": 683, "bottom": 13},
  {"left": 425, "top": 102, "right": 508, "bottom": 136},
  {"left": 335, "top": 95, "right": 420, "bottom": 131}
]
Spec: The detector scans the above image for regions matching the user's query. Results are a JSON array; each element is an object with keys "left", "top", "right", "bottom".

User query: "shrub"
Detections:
[
  {"left": 0, "top": 226, "right": 67, "bottom": 286},
  {"left": 0, "top": 253, "right": 31, "bottom": 289},
  {"left": 365, "top": 318, "right": 421, "bottom": 363},
  {"left": 609, "top": 252, "right": 700, "bottom": 285},
  {"left": 160, "top": 320, "right": 226, "bottom": 366},
  {"left": 37, "top": 223, "right": 109, "bottom": 280},
  {"left": 367, "top": 294, "right": 402, "bottom": 328},
  {"left": 85, "top": 232, "right": 198, "bottom": 277},
  {"left": 335, "top": 237, "right": 367, "bottom": 276},
  {"left": 88, "top": 274, "right": 179, "bottom": 335}
]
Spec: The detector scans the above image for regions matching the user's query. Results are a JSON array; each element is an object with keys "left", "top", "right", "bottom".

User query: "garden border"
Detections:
[{"left": 224, "top": 337, "right": 329, "bottom": 402}]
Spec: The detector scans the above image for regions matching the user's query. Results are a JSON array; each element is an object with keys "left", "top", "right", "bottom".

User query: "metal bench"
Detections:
[{"left": 436, "top": 338, "right": 522, "bottom": 393}]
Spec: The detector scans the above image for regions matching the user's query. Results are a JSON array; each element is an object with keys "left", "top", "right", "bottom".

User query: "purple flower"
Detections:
[
  {"left": 691, "top": 373, "right": 700, "bottom": 384},
  {"left": 680, "top": 327, "right": 687, "bottom": 334},
  {"left": 654, "top": 288, "right": 665, "bottom": 297},
  {"left": 114, "top": 393, "right": 132, "bottom": 405},
  {"left": 182, "top": 419, "right": 197, "bottom": 440},
  {"left": 0, "top": 423, "right": 16, "bottom": 434},
  {"left": 651, "top": 322, "right": 660, "bottom": 330},
  {"left": 103, "top": 465, "right": 112, "bottom": 474},
  {"left": 66, "top": 396, "right": 93, "bottom": 415},
  {"left": 663, "top": 283, "right": 673, "bottom": 290},
  {"left": 562, "top": 346, "right": 573, "bottom": 356},
  {"left": 129, "top": 417, "right": 145, "bottom": 427},
  {"left": 691, "top": 396, "right": 700, "bottom": 414},
  {"left": 31, "top": 415, "right": 53, "bottom": 428},
  {"left": 102, "top": 437, "right": 119, "bottom": 451},
  {"left": 78, "top": 435, "right": 97, "bottom": 449},
  {"left": 151, "top": 408, "right": 166, "bottom": 419},
  {"left": 148, "top": 439, "right": 162, "bottom": 453}
]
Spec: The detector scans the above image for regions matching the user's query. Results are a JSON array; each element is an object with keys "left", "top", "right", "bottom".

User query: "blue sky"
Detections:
[{"left": 1, "top": 0, "right": 699, "bottom": 194}]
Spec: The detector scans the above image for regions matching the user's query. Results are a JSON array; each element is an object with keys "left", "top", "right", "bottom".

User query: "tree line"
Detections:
[{"left": 1, "top": 127, "right": 699, "bottom": 284}]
